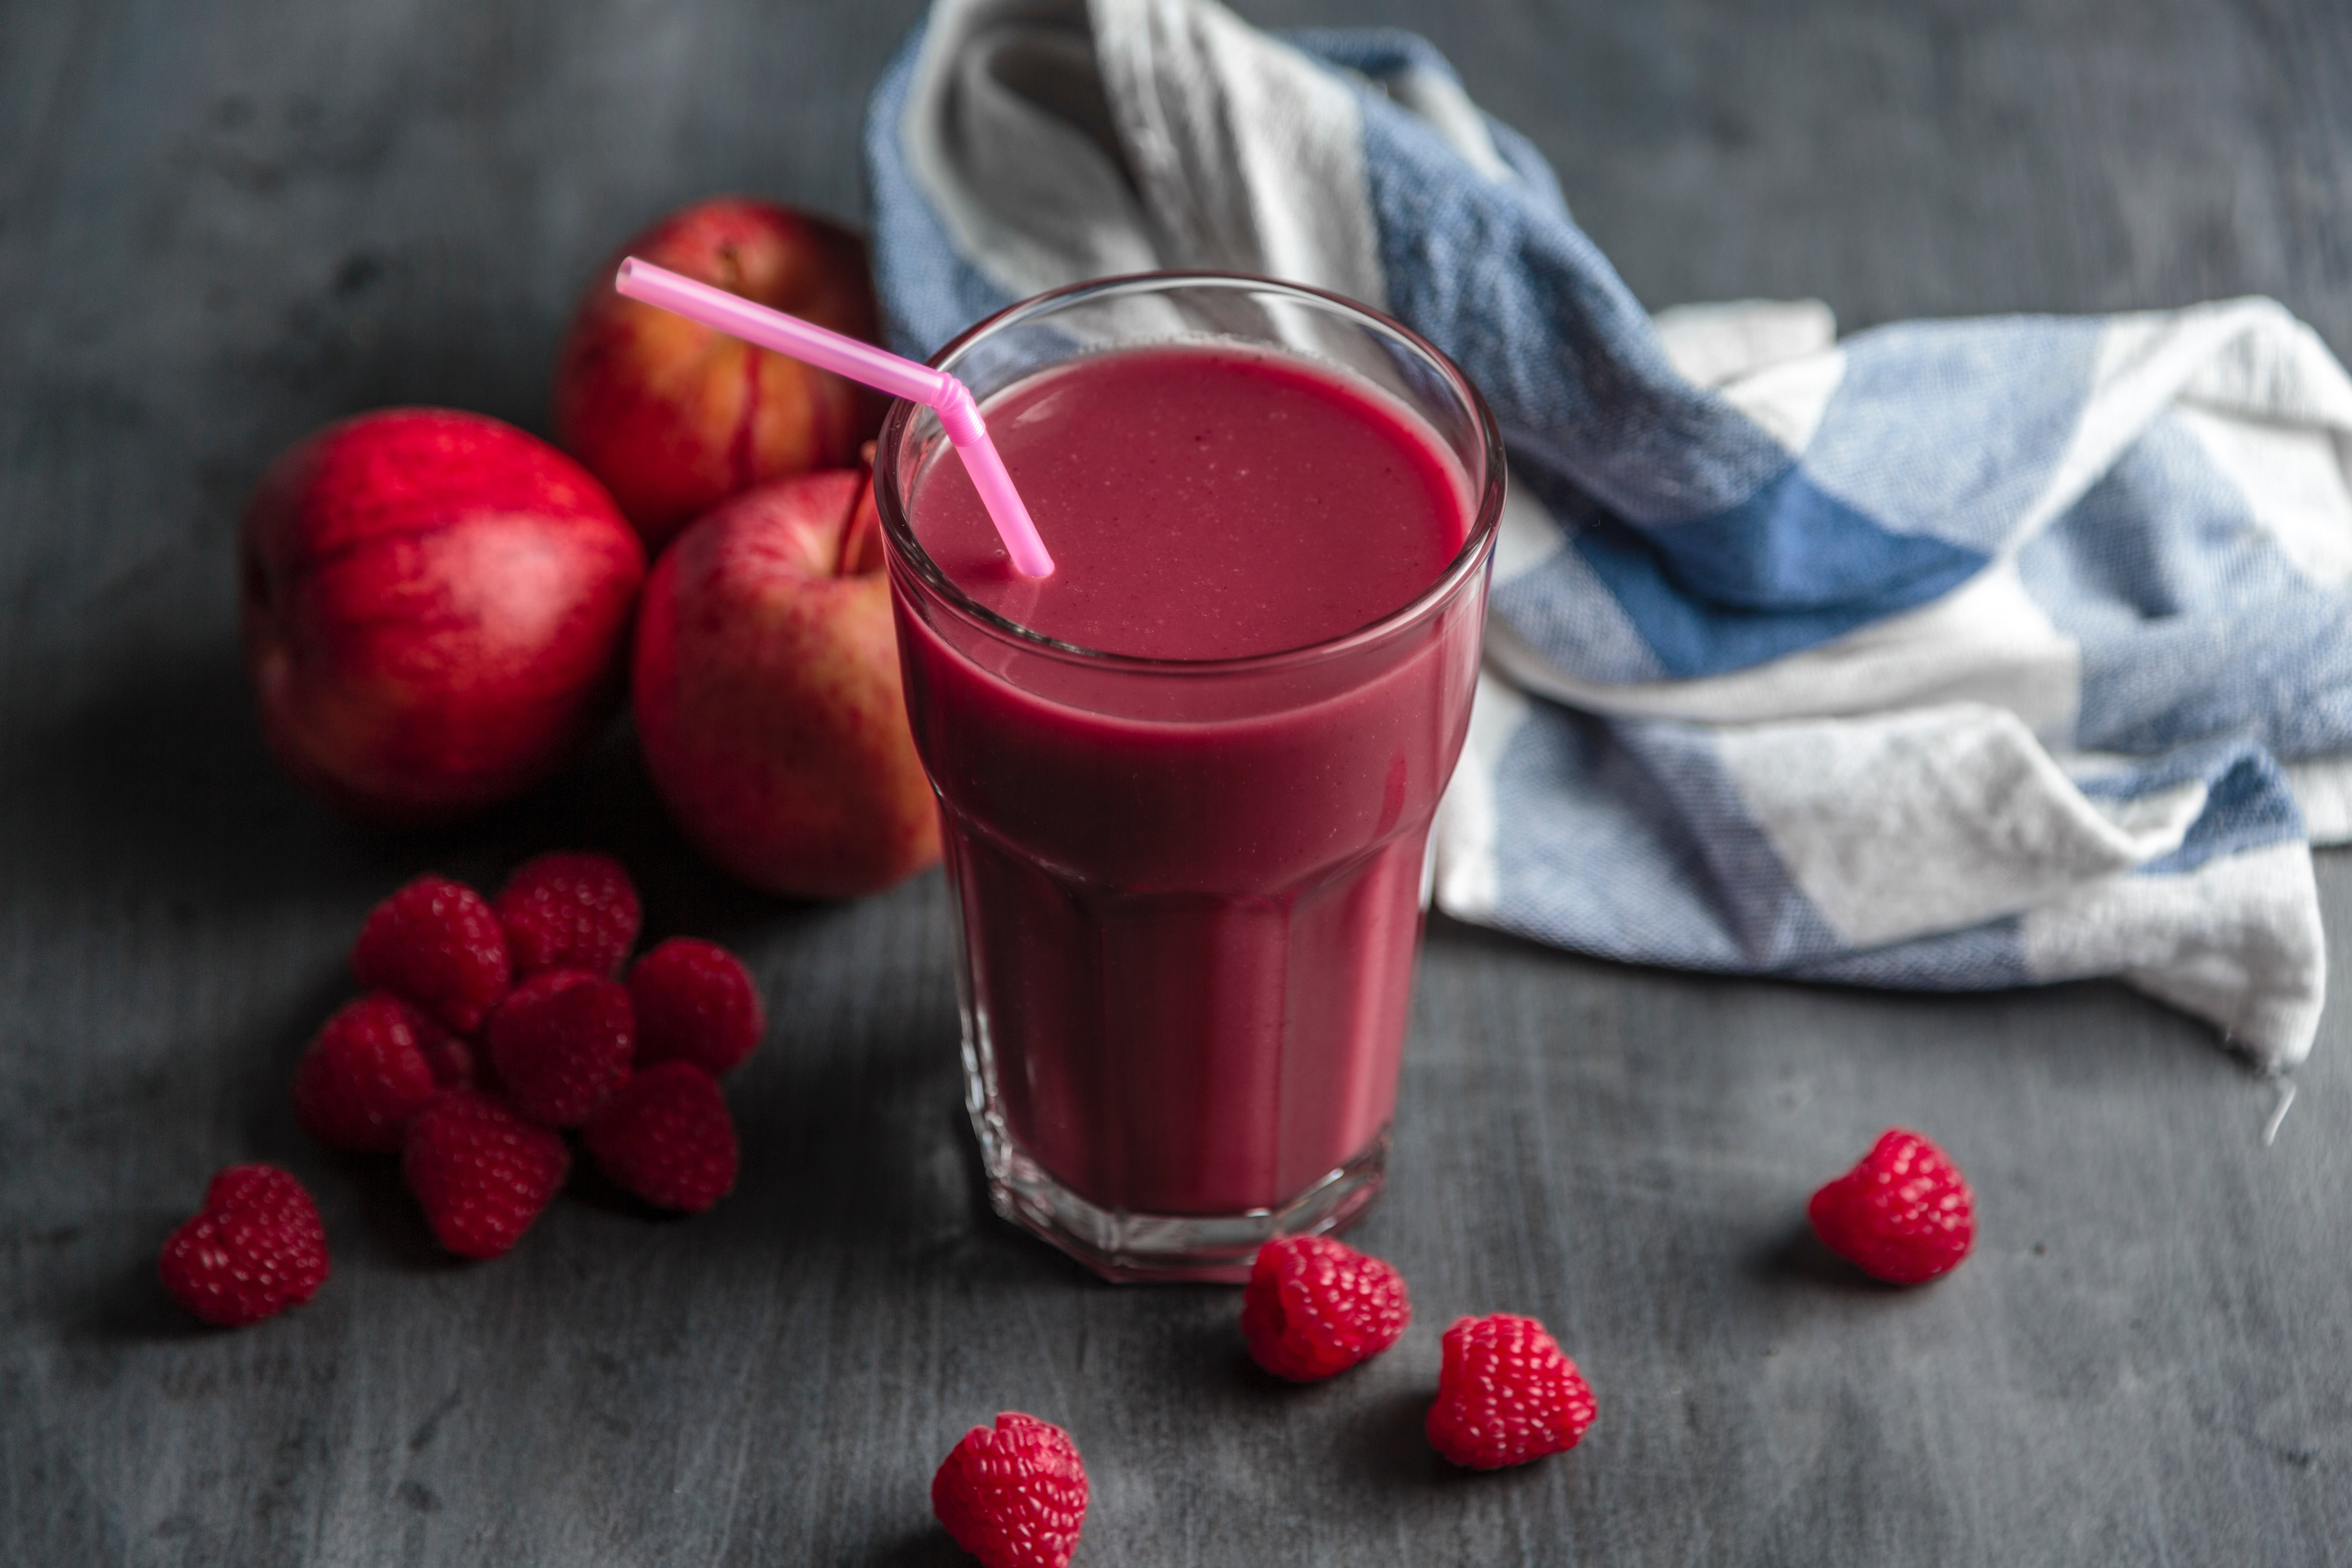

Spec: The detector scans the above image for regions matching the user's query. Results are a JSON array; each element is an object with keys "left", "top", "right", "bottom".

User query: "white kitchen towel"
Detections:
[{"left": 867, "top": 0, "right": 2350, "bottom": 1068}]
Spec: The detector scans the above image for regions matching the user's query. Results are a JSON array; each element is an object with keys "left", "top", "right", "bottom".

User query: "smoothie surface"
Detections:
[{"left": 908, "top": 343, "right": 1470, "bottom": 661}]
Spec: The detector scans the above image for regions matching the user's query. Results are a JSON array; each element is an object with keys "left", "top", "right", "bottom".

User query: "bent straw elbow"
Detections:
[
  {"left": 610, "top": 256, "right": 1051, "bottom": 577},
  {"left": 933, "top": 379, "right": 988, "bottom": 446}
]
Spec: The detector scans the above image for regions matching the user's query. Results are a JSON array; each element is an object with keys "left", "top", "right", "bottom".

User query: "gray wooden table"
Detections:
[{"left": 6, "top": 2, "right": 2349, "bottom": 1563}]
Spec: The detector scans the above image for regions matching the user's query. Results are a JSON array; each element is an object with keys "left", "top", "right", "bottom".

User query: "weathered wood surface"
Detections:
[{"left": 4, "top": 0, "right": 2348, "bottom": 1562}]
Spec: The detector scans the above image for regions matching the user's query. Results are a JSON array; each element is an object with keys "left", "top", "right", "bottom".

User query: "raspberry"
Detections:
[
  {"left": 1240, "top": 1235, "right": 1410, "bottom": 1381},
  {"left": 583, "top": 1062, "right": 739, "bottom": 1212},
  {"left": 401, "top": 1091, "right": 571, "bottom": 1259},
  {"left": 421, "top": 1024, "right": 481, "bottom": 1091},
  {"left": 495, "top": 851, "right": 641, "bottom": 978},
  {"left": 292, "top": 994, "right": 441, "bottom": 1152},
  {"left": 485, "top": 968, "right": 635, "bottom": 1127},
  {"left": 1807, "top": 1128, "right": 1976, "bottom": 1285},
  {"left": 931, "top": 1412, "right": 1088, "bottom": 1568},
  {"left": 158, "top": 1165, "right": 330, "bottom": 1327},
  {"left": 351, "top": 874, "right": 512, "bottom": 1033},
  {"left": 1427, "top": 1313, "right": 1597, "bottom": 1469},
  {"left": 628, "top": 938, "right": 765, "bottom": 1076}
]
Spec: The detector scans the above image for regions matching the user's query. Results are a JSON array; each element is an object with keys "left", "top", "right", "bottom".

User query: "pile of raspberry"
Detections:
[{"left": 159, "top": 852, "right": 766, "bottom": 1326}]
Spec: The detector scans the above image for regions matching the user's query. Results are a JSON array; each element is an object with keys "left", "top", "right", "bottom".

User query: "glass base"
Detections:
[{"left": 968, "top": 1106, "right": 1391, "bottom": 1283}]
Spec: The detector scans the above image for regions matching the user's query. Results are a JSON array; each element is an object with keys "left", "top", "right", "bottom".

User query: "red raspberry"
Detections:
[
  {"left": 628, "top": 938, "right": 765, "bottom": 1076},
  {"left": 372, "top": 995, "right": 477, "bottom": 1088},
  {"left": 1240, "top": 1235, "right": 1410, "bottom": 1380},
  {"left": 495, "top": 851, "right": 641, "bottom": 978},
  {"left": 401, "top": 1091, "right": 571, "bottom": 1259},
  {"left": 1807, "top": 1128, "right": 1976, "bottom": 1285},
  {"left": 420, "top": 1024, "right": 482, "bottom": 1091},
  {"left": 485, "top": 968, "right": 635, "bottom": 1127},
  {"left": 1427, "top": 1313, "right": 1597, "bottom": 1469},
  {"left": 158, "top": 1165, "right": 330, "bottom": 1327},
  {"left": 292, "top": 993, "right": 441, "bottom": 1152},
  {"left": 351, "top": 874, "right": 512, "bottom": 1033},
  {"left": 583, "top": 1062, "right": 739, "bottom": 1212},
  {"left": 931, "top": 1412, "right": 1088, "bottom": 1568}
]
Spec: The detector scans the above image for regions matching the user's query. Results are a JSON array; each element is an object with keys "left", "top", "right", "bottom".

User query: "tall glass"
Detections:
[{"left": 876, "top": 274, "right": 1503, "bottom": 1281}]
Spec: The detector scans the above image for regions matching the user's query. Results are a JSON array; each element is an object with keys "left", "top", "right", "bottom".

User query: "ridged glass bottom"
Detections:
[
  {"left": 969, "top": 1100, "right": 1392, "bottom": 1283},
  {"left": 949, "top": 911, "right": 1393, "bottom": 1282}
]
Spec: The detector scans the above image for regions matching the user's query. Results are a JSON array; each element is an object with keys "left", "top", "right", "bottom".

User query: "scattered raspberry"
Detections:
[
  {"left": 292, "top": 994, "right": 441, "bottom": 1152},
  {"left": 1240, "top": 1235, "right": 1410, "bottom": 1381},
  {"left": 401, "top": 1091, "right": 571, "bottom": 1259},
  {"left": 628, "top": 938, "right": 765, "bottom": 1076},
  {"left": 1427, "top": 1313, "right": 1597, "bottom": 1469},
  {"left": 485, "top": 968, "right": 635, "bottom": 1127},
  {"left": 1807, "top": 1128, "right": 1976, "bottom": 1285},
  {"left": 583, "top": 1063, "right": 739, "bottom": 1212},
  {"left": 158, "top": 1165, "right": 330, "bottom": 1327},
  {"left": 931, "top": 1412, "right": 1089, "bottom": 1568},
  {"left": 495, "top": 851, "right": 641, "bottom": 978},
  {"left": 351, "top": 874, "right": 512, "bottom": 1033}
]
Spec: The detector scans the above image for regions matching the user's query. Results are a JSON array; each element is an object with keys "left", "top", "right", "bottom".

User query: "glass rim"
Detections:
[{"left": 874, "top": 270, "right": 1507, "bottom": 677}]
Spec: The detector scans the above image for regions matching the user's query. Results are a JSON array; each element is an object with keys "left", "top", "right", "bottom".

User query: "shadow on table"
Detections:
[
  {"left": 724, "top": 1036, "right": 1114, "bottom": 1294},
  {"left": 1740, "top": 1218, "right": 1905, "bottom": 1296},
  {"left": 1340, "top": 1385, "right": 1569, "bottom": 1497},
  {"left": 2, "top": 641, "right": 806, "bottom": 946},
  {"left": 80, "top": 1241, "right": 223, "bottom": 1345},
  {"left": 2, "top": 649, "right": 316, "bottom": 908},
  {"left": 855, "top": 1526, "right": 974, "bottom": 1568}
]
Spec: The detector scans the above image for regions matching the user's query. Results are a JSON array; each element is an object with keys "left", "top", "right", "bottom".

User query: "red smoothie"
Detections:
[{"left": 890, "top": 341, "right": 1487, "bottom": 1225}]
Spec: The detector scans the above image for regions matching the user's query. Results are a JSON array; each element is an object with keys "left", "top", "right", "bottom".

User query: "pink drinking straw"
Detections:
[{"left": 613, "top": 257, "right": 1054, "bottom": 578}]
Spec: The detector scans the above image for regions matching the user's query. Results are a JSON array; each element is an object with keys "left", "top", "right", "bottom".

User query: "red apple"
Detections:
[
  {"left": 241, "top": 408, "right": 647, "bottom": 823},
  {"left": 631, "top": 468, "right": 939, "bottom": 899},
  {"left": 552, "top": 198, "right": 886, "bottom": 554}
]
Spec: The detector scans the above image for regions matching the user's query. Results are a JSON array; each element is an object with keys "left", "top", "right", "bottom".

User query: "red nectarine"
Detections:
[
  {"left": 553, "top": 198, "right": 885, "bottom": 553},
  {"left": 241, "top": 408, "right": 646, "bottom": 823},
  {"left": 631, "top": 470, "right": 939, "bottom": 899}
]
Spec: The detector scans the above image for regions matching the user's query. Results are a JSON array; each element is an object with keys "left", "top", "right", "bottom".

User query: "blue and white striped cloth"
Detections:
[{"left": 867, "top": 0, "right": 2350, "bottom": 1069}]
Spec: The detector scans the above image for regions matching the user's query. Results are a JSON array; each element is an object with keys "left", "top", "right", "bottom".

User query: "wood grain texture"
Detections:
[{"left": 3, "top": 0, "right": 2348, "bottom": 1562}]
